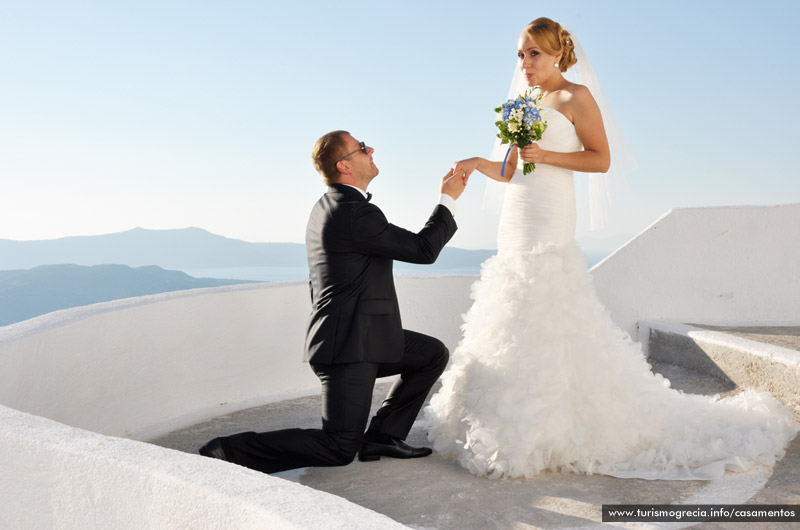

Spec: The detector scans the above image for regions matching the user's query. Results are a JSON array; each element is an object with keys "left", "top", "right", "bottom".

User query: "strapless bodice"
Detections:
[
  {"left": 497, "top": 109, "right": 583, "bottom": 251},
  {"left": 535, "top": 108, "right": 583, "bottom": 154}
]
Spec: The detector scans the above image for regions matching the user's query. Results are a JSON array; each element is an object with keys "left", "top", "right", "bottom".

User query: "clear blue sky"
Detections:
[{"left": 2, "top": 0, "right": 799, "bottom": 251}]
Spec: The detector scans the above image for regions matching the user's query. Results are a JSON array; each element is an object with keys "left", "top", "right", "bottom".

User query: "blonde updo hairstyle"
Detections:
[{"left": 524, "top": 17, "right": 576, "bottom": 72}]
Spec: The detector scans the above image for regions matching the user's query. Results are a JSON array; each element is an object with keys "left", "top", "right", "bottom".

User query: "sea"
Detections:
[{"left": 181, "top": 251, "right": 608, "bottom": 283}]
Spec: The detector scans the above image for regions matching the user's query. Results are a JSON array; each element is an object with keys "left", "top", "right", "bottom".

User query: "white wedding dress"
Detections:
[{"left": 424, "top": 108, "right": 797, "bottom": 480}]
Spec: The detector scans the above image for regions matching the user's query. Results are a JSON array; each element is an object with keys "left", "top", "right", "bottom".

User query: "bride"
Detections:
[{"left": 424, "top": 17, "right": 796, "bottom": 480}]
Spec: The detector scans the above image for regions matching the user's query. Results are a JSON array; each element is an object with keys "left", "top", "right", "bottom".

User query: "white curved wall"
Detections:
[
  {"left": 0, "top": 404, "right": 410, "bottom": 530},
  {"left": 591, "top": 204, "right": 800, "bottom": 338},
  {"left": 0, "top": 276, "right": 474, "bottom": 440},
  {"left": 1, "top": 282, "right": 314, "bottom": 439}
]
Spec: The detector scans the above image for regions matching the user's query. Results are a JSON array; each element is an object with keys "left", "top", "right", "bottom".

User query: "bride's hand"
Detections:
[
  {"left": 519, "top": 143, "right": 545, "bottom": 164},
  {"left": 452, "top": 157, "right": 480, "bottom": 184}
]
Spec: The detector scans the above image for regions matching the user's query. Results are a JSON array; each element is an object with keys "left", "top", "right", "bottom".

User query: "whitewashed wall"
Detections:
[
  {"left": 591, "top": 204, "right": 800, "bottom": 338},
  {"left": 0, "top": 404, "right": 411, "bottom": 530},
  {"left": 0, "top": 276, "right": 474, "bottom": 440}
]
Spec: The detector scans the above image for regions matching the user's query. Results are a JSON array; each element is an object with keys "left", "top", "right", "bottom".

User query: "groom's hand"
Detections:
[{"left": 441, "top": 168, "right": 467, "bottom": 200}]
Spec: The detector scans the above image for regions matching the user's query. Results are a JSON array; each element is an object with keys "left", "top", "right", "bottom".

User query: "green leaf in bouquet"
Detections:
[{"left": 523, "top": 162, "right": 536, "bottom": 175}]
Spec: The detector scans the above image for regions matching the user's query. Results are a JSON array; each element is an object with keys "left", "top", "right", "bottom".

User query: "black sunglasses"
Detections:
[{"left": 336, "top": 141, "right": 368, "bottom": 162}]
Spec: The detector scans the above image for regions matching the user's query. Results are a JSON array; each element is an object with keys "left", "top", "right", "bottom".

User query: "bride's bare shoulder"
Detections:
[
  {"left": 548, "top": 83, "right": 594, "bottom": 122},
  {"left": 560, "top": 83, "right": 601, "bottom": 120},
  {"left": 563, "top": 83, "right": 594, "bottom": 103}
]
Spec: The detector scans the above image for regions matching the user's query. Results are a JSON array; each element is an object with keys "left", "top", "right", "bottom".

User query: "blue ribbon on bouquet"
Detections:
[{"left": 500, "top": 141, "right": 531, "bottom": 178}]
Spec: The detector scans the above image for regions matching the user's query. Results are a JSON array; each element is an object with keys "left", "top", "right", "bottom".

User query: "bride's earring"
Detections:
[{"left": 554, "top": 62, "right": 559, "bottom": 68}]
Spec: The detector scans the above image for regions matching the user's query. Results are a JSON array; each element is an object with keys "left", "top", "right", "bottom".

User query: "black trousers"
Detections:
[{"left": 223, "top": 329, "right": 449, "bottom": 474}]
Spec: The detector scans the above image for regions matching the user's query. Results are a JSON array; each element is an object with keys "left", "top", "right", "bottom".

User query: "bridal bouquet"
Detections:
[{"left": 494, "top": 87, "right": 547, "bottom": 175}]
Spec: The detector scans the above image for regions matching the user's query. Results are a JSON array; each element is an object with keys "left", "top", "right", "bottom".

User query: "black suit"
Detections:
[{"left": 224, "top": 184, "right": 457, "bottom": 473}]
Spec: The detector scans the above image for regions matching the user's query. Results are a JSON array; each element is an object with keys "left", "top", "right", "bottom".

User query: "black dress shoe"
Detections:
[
  {"left": 199, "top": 437, "right": 229, "bottom": 461},
  {"left": 358, "top": 437, "right": 433, "bottom": 462}
]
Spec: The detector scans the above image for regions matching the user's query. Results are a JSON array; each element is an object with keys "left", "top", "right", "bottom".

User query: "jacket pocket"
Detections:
[{"left": 359, "top": 299, "right": 395, "bottom": 315}]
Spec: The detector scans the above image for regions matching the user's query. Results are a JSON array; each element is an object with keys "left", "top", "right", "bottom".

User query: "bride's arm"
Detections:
[
  {"left": 521, "top": 86, "right": 611, "bottom": 173},
  {"left": 453, "top": 146, "right": 519, "bottom": 183}
]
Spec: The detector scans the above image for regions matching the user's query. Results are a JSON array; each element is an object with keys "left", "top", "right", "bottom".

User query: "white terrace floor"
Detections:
[{"left": 152, "top": 359, "right": 800, "bottom": 530}]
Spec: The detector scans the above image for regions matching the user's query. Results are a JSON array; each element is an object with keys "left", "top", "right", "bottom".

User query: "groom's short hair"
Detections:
[{"left": 312, "top": 130, "right": 349, "bottom": 186}]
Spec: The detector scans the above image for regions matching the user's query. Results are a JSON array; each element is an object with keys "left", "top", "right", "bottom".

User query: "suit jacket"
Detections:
[{"left": 304, "top": 184, "right": 457, "bottom": 364}]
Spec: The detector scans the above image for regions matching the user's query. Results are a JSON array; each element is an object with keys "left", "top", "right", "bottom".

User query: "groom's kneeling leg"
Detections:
[
  {"left": 222, "top": 362, "right": 377, "bottom": 474},
  {"left": 225, "top": 427, "right": 363, "bottom": 473},
  {"left": 369, "top": 330, "right": 449, "bottom": 440}
]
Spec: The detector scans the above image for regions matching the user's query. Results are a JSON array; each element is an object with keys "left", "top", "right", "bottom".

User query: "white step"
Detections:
[{"left": 641, "top": 320, "right": 800, "bottom": 413}]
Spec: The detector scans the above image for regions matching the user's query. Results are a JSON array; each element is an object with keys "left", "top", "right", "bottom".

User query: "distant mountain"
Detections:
[
  {"left": 0, "top": 227, "right": 499, "bottom": 273},
  {"left": 0, "top": 228, "right": 615, "bottom": 326},
  {"left": 0, "top": 264, "right": 254, "bottom": 326},
  {"left": 0, "top": 227, "right": 308, "bottom": 270}
]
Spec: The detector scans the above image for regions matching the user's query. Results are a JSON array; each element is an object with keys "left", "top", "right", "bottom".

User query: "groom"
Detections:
[{"left": 199, "top": 130, "right": 465, "bottom": 473}]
